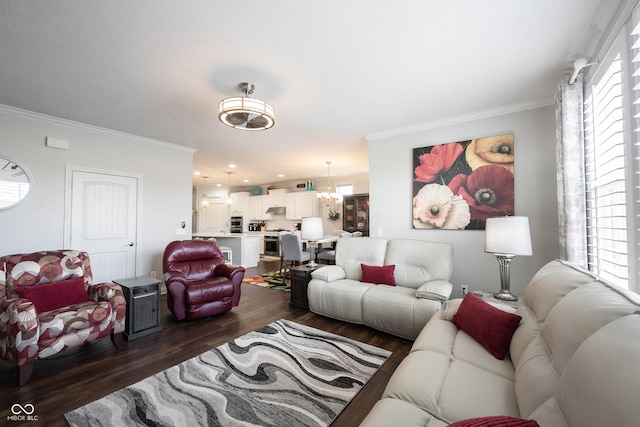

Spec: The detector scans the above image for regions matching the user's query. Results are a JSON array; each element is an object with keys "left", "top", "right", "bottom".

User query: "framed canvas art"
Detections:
[{"left": 412, "top": 133, "right": 514, "bottom": 230}]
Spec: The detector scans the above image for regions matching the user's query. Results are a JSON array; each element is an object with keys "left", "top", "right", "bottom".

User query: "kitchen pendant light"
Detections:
[
  {"left": 201, "top": 176, "right": 209, "bottom": 206},
  {"left": 225, "top": 172, "right": 233, "bottom": 205},
  {"left": 218, "top": 82, "right": 275, "bottom": 131}
]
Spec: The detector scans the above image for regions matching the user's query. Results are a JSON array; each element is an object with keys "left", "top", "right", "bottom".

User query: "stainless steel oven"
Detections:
[
  {"left": 230, "top": 216, "right": 243, "bottom": 233},
  {"left": 264, "top": 235, "right": 280, "bottom": 256}
]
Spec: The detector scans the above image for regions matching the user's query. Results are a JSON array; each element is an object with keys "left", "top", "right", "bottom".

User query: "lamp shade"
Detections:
[
  {"left": 485, "top": 216, "right": 533, "bottom": 256},
  {"left": 301, "top": 217, "right": 324, "bottom": 241}
]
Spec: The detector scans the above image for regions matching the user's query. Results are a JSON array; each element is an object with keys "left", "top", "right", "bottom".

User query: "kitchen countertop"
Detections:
[
  {"left": 193, "top": 230, "right": 297, "bottom": 239},
  {"left": 193, "top": 233, "right": 263, "bottom": 238}
]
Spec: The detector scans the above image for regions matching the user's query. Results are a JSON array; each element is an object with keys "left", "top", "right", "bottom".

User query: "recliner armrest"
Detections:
[
  {"left": 164, "top": 271, "right": 187, "bottom": 285},
  {"left": 215, "top": 263, "right": 246, "bottom": 281},
  {"left": 310, "top": 265, "right": 346, "bottom": 282},
  {"left": 415, "top": 280, "right": 453, "bottom": 301}
]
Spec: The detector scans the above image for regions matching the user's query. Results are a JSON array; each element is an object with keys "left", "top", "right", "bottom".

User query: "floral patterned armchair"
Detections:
[{"left": 0, "top": 250, "right": 126, "bottom": 385}]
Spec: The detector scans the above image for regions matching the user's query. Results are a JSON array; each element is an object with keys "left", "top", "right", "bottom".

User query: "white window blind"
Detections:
[
  {"left": 582, "top": 4, "right": 640, "bottom": 293},
  {"left": 630, "top": 7, "right": 640, "bottom": 292}
]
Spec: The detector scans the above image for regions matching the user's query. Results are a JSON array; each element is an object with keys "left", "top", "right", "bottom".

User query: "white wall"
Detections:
[
  {"left": 0, "top": 106, "right": 195, "bottom": 278},
  {"left": 368, "top": 105, "right": 560, "bottom": 297}
]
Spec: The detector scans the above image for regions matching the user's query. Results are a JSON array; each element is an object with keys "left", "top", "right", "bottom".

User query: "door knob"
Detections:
[{"left": 125, "top": 242, "right": 134, "bottom": 247}]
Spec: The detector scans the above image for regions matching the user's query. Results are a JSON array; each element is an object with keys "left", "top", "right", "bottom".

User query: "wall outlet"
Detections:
[
  {"left": 150, "top": 271, "right": 156, "bottom": 279},
  {"left": 461, "top": 285, "right": 468, "bottom": 296}
]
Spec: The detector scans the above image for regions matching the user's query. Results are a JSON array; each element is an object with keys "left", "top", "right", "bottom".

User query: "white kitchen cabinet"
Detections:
[
  {"left": 230, "top": 191, "right": 249, "bottom": 214},
  {"left": 285, "top": 193, "right": 296, "bottom": 219},
  {"left": 268, "top": 188, "right": 289, "bottom": 207},
  {"left": 285, "top": 191, "right": 319, "bottom": 219},
  {"left": 199, "top": 203, "right": 227, "bottom": 233},
  {"left": 249, "top": 195, "right": 271, "bottom": 220},
  {"left": 213, "top": 235, "right": 260, "bottom": 268},
  {"left": 249, "top": 196, "right": 261, "bottom": 220},
  {"left": 296, "top": 191, "right": 319, "bottom": 218},
  {"left": 242, "top": 235, "right": 261, "bottom": 268}
]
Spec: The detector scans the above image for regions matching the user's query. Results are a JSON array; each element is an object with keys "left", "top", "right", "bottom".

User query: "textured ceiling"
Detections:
[{"left": 0, "top": 0, "right": 618, "bottom": 187}]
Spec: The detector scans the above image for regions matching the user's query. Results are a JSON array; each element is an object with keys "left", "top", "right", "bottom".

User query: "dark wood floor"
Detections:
[{"left": 0, "top": 259, "right": 412, "bottom": 426}]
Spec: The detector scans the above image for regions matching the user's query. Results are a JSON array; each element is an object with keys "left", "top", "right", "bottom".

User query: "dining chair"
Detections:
[
  {"left": 279, "top": 232, "right": 312, "bottom": 274},
  {"left": 317, "top": 232, "right": 352, "bottom": 265},
  {"left": 277, "top": 231, "right": 291, "bottom": 273}
]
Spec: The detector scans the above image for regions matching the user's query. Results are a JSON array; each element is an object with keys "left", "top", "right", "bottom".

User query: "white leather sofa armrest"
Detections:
[
  {"left": 310, "top": 265, "right": 346, "bottom": 282},
  {"left": 441, "top": 297, "right": 518, "bottom": 321},
  {"left": 441, "top": 298, "right": 463, "bottom": 320},
  {"left": 415, "top": 280, "right": 453, "bottom": 301}
]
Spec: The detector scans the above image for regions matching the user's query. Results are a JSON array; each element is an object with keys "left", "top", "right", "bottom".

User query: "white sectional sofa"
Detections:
[
  {"left": 308, "top": 237, "right": 454, "bottom": 339},
  {"left": 360, "top": 259, "right": 640, "bottom": 427}
]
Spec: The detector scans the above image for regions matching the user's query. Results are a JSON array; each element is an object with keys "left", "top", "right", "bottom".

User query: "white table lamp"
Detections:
[
  {"left": 301, "top": 217, "right": 324, "bottom": 267},
  {"left": 485, "top": 216, "right": 532, "bottom": 301}
]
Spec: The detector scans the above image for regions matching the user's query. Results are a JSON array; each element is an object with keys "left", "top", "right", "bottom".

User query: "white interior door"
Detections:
[{"left": 67, "top": 169, "right": 139, "bottom": 283}]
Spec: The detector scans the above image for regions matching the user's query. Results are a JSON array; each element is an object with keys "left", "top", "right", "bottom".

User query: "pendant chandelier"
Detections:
[
  {"left": 201, "top": 176, "right": 209, "bottom": 206},
  {"left": 218, "top": 82, "right": 275, "bottom": 131},
  {"left": 225, "top": 172, "right": 233, "bottom": 205},
  {"left": 316, "top": 161, "right": 343, "bottom": 207}
]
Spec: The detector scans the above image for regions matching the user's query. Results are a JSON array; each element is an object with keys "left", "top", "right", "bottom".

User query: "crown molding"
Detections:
[
  {"left": 581, "top": 0, "right": 637, "bottom": 64},
  {"left": 364, "top": 97, "right": 555, "bottom": 142},
  {"left": 0, "top": 103, "right": 197, "bottom": 153}
]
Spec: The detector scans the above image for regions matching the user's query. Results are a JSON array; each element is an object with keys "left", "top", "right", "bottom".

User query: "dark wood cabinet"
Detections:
[
  {"left": 343, "top": 193, "right": 369, "bottom": 236},
  {"left": 290, "top": 265, "right": 318, "bottom": 309},
  {"left": 114, "top": 276, "right": 163, "bottom": 341}
]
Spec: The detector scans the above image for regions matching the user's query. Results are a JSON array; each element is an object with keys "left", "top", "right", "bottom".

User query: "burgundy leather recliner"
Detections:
[{"left": 162, "top": 240, "right": 245, "bottom": 321}]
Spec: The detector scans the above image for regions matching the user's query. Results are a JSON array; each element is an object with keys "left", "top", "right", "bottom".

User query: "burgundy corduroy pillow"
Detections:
[
  {"left": 451, "top": 292, "right": 522, "bottom": 359},
  {"left": 448, "top": 415, "right": 540, "bottom": 427}
]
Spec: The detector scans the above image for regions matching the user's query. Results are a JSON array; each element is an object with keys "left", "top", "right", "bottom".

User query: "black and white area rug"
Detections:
[{"left": 65, "top": 319, "right": 391, "bottom": 427}]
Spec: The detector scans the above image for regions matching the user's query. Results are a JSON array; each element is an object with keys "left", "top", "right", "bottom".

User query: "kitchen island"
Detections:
[{"left": 192, "top": 233, "right": 261, "bottom": 268}]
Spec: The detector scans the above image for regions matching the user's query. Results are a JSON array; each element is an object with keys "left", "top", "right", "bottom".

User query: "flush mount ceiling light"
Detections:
[{"left": 218, "top": 82, "right": 275, "bottom": 131}]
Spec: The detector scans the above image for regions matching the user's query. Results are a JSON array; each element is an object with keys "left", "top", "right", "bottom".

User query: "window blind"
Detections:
[
  {"left": 584, "top": 44, "right": 630, "bottom": 288},
  {"left": 630, "top": 7, "right": 640, "bottom": 291}
]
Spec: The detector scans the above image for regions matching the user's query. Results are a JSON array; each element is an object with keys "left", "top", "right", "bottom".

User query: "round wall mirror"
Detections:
[{"left": 0, "top": 155, "right": 32, "bottom": 210}]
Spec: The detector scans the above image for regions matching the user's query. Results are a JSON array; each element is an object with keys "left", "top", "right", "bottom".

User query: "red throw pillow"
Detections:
[
  {"left": 361, "top": 264, "right": 396, "bottom": 286},
  {"left": 448, "top": 415, "right": 540, "bottom": 426},
  {"left": 451, "top": 292, "right": 522, "bottom": 359},
  {"left": 15, "top": 277, "right": 90, "bottom": 313}
]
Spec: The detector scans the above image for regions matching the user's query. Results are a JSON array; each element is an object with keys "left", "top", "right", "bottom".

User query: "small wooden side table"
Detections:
[
  {"left": 290, "top": 265, "right": 318, "bottom": 309},
  {"left": 113, "top": 276, "right": 163, "bottom": 341}
]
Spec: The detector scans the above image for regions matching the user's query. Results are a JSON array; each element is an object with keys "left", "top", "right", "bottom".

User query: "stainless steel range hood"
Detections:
[{"left": 265, "top": 206, "right": 286, "bottom": 215}]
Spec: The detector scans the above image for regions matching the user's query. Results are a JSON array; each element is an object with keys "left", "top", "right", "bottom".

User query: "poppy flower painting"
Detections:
[{"left": 412, "top": 133, "right": 515, "bottom": 230}]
